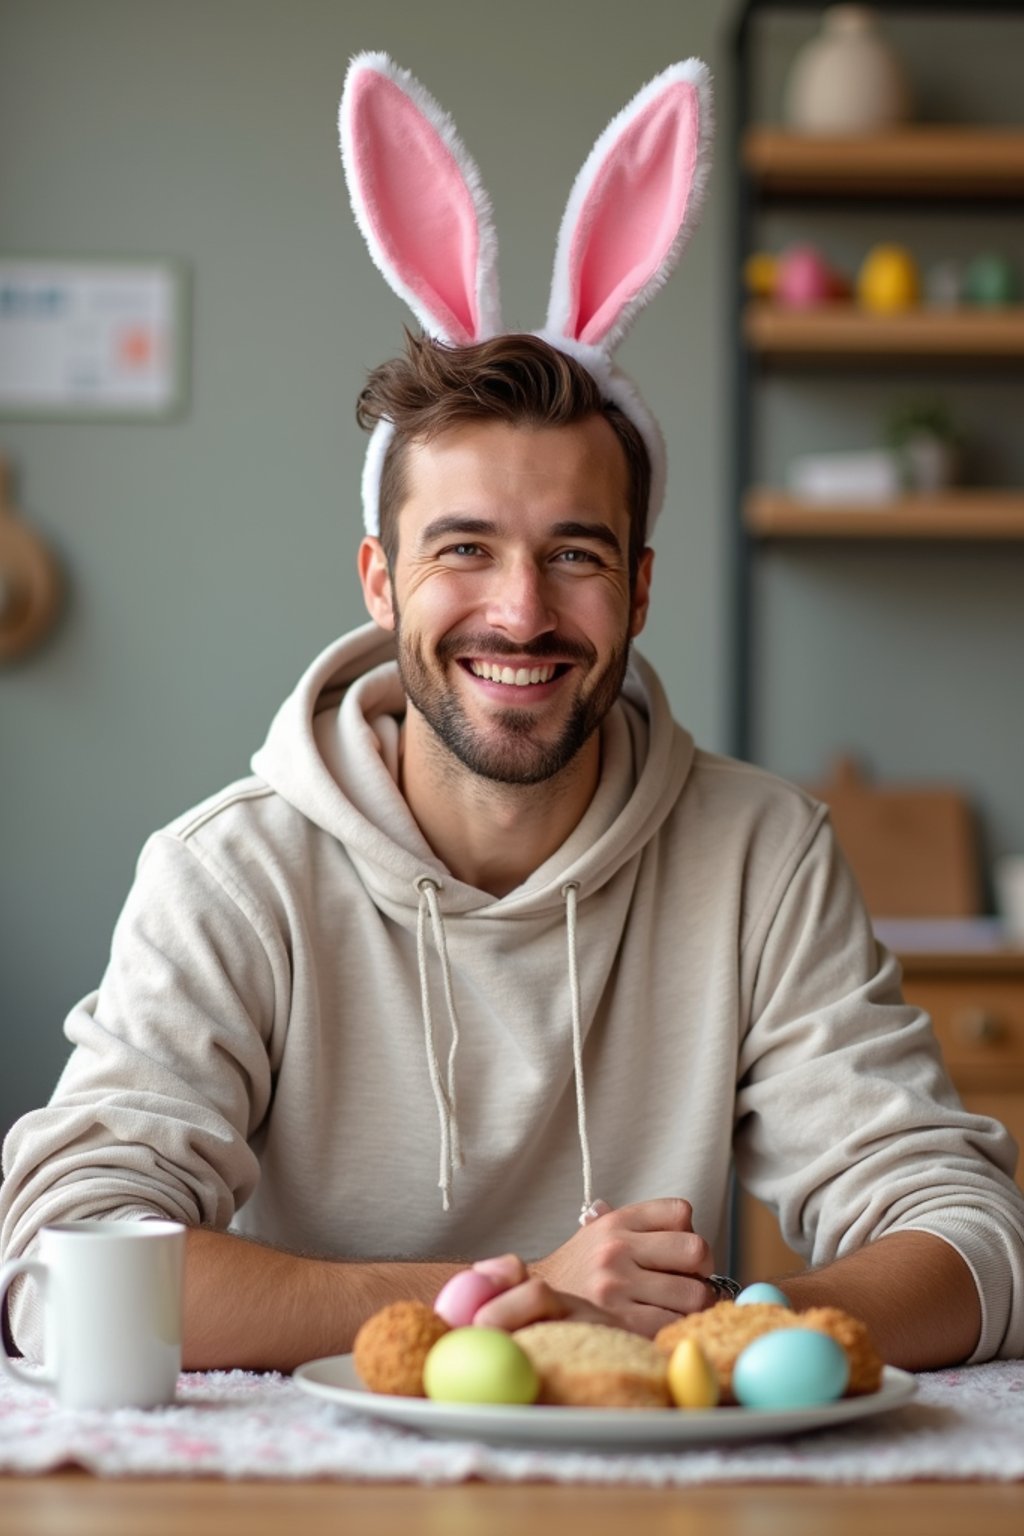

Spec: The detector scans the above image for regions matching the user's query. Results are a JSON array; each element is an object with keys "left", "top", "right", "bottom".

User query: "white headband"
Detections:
[{"left": 339, "top": 52, "right": 713, "bottom": 536}]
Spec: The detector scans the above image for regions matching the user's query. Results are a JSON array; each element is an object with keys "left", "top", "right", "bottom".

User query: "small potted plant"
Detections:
[{"left": 884, "top": 399, "right": 963, "bottom": 492}]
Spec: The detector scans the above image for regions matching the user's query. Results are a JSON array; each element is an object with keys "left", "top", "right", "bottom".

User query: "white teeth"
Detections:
[{"left": 469, "top": 661, "right": 556, "bottom": 686}]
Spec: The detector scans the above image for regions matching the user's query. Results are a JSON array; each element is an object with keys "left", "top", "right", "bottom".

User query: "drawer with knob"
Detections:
[{"left": 902, "top": 962, "right": 1024, "bottom": 1092}]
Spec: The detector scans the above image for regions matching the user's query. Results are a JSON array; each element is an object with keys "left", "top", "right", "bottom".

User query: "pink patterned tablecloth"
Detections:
[{"left": 1, "top": 1361, "right": 1023, "bottom": 1485}]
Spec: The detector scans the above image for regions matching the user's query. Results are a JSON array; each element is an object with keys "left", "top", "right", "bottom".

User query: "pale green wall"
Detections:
[
  {"left": 0, "top": 0, "right": 736, "bottom": 1136},
  {"left": 4, "top": 2, "right": 1023, "bottom": 1145}
]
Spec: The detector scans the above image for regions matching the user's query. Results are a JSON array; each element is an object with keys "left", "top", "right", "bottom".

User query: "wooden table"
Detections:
[{"left": 2, "top": 1475, "right": 1023, "bottom": 1535}]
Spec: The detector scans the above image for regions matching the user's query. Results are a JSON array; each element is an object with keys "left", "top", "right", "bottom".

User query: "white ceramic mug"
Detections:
[{"left": 0, "top": 1219, "right": 185, "bottom": 1409}]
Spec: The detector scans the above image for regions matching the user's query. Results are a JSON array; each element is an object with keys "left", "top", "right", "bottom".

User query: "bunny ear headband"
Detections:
[{"left": 339, "top": 51, "right": 713, "bottom": 537}]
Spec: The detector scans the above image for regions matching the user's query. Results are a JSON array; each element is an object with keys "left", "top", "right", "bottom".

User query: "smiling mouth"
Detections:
[{"left": 464, "top": 660, "right": 566, "bottom": 687}]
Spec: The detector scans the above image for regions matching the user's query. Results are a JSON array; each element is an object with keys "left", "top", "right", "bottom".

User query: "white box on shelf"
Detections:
[{"left": 787, "top": 449, "right": 902, "bottom": 505}]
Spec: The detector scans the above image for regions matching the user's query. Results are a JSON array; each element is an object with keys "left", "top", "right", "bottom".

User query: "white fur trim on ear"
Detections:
[
  {"left": 546, "top": 58, "right": 713, "bottom": 356},
  {"left": 339, "top": 51, "right": 502, "bottom": 344}
]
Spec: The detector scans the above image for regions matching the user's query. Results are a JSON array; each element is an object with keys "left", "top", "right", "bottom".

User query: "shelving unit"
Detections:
[
  {"left": 731, "top": 0, "right": 1024, "bottom": 1281},
  {"left": 731, "top": 0, "right": 1024, "bottom": 761}
]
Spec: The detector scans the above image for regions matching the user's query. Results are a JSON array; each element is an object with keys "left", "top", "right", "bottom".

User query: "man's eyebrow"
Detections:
[
  {"left": 416, "top": 515, "right": 625, "bottom": 554},
  {"left": 550, "top": 521, "right": 624, "bottom": 554},
  {"left": 418, "top": 516, "right": 498, "bottom": 545}
]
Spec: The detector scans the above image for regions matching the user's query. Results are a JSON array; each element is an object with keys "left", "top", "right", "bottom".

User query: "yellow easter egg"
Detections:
[
  {"left": 857, "top": 244, "right": 920, "bottom": 312},
  {"left": 667, "top": 1337, "right": 720, "bottom": 1410}
]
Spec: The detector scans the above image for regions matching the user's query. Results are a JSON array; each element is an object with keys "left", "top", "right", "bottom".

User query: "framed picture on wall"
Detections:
[{"left": 0, "top": 257, "right": 189, "bottom": 419}]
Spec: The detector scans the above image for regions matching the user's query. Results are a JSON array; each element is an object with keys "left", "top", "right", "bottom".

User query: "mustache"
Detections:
[{"left": 436, "top": 633, "right": 595, "bottom": 665}]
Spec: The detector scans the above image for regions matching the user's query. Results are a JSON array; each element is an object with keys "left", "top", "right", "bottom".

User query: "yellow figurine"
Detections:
[
  {"left": 744, "top": 251, "right": 778, "bottom": 299},
  {"left": 857, "top": 244, "right": 920, "bottom": 312}
]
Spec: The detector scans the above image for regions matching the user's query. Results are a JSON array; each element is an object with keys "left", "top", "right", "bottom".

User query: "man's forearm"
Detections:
[
  {"left": 777, "top": 1229, "right": 981, "bottom": 1370},
  {"left": 183, "top": 1228, "right": 463, "bottom": 1372}
]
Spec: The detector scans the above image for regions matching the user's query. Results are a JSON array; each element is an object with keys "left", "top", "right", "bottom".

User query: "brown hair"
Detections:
[{"left": 356, "top": 331, "right": 651, "bottom": 581}]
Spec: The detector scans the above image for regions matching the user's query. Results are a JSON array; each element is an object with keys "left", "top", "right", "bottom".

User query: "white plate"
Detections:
[{"left": 293, "top": 1355, "right": 916, "bottom": 1448}]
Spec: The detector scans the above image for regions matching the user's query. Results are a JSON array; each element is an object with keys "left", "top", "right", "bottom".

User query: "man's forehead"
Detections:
[{"left": 401, "top": 416, "right": 630, "bottom": 505}]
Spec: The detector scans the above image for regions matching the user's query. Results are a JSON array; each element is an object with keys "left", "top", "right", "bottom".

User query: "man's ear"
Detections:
[
  {"left": 358, "top": 536, "right": 396, "bottom": 631},
  {"left": 629, "top": 547, "right": 654, "bottom": 639}
]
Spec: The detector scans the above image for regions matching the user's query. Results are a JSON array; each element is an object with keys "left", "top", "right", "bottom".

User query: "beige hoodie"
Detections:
[{"left": 3, "top": 622, "right": 1023, "bottom": 1359}]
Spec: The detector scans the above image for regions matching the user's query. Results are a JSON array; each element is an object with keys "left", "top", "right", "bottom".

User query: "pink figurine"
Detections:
[{"left": 776, "top": 244, "right": 835, "bottom": 308}]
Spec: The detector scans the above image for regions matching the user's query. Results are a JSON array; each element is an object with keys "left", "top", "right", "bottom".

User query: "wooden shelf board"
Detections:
[
  {"left": 745, "top": 490, "right": 1024, "bottom": 540},
  {"left": 745, "top": 302, "right": 1024, "bottom": 357},
  {"left": 744, "top": 127, "right": 1024, "bottom": 196},
  {"left": 900, "top": 949, "right": 1024, "bottom": 978}
]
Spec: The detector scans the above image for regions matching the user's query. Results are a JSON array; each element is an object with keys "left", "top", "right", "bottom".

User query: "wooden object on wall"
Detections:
[
  {"left": 0, "top": 457, "right": 61, "bottom": 661},
  {"left": 806, "top": 755, "right": 981, "bottom": 918}
]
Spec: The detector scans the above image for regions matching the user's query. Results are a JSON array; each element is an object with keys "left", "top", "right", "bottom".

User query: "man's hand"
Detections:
[
  {"left": 527, "top": 1198, "right": 715, "bottom": 1337},
  {"left": 468, "top": 1254, "right": 618, "bottom": 1331}
]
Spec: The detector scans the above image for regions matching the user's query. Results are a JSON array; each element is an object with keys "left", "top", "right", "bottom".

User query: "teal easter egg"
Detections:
[
  {"left": 736, "top": 1282, "right": 791, "bottom": 1307},
  {"left": 423, "top": 1328, "right": 539, "bottom": 1405},
  {"left": 733, "top": 1328, "right": 849, "bottom": 1410},
  {"left": 964, "top": 254, "right": 1017, "bottom": 307}
]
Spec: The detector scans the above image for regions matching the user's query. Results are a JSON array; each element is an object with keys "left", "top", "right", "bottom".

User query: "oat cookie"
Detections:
[
  {"left": 655, "top": 1302, "right": 797, "bottom": 1403},
  {"left": 655, "top": 1300, "right": 884, "bottom": 1403},
  {"left": 513, "top": 1321, "right": 671, "bottom": 1408}
]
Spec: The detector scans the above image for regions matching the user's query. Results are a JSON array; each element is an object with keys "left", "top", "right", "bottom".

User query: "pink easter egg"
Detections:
[
  {"left": 433, "top": 1269, "right": 503, "bottom": 1327},
  {"left": 776, "top": 245, "right": 834, "bottom": 308}
]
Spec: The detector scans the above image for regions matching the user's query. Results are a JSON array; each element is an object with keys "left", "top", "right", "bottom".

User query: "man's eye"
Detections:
[
  {"left": 441, "top": 543, "right": 484, "bottom": 557},
  {"left": 556, "top": 548, "right": 601, "bottom": 565}
]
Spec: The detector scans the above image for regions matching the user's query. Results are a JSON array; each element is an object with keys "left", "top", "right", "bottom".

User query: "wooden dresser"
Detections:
[{"left": 737, "top": 948, "right": 1024, "bottom": 1283}]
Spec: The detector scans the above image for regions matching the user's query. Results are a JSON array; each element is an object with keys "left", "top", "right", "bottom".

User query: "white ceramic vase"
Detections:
[{"left": 784, "top": 6, "right": 912, "bottom": 134}]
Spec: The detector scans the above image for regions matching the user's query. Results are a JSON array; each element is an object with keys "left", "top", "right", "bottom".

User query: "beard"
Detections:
[{"left": 394, "top": 621, "right": 632, "bottom": 787}]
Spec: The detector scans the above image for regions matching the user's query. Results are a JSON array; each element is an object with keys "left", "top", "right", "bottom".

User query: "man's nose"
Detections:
[{"left": 484, "top": 560, "right": 557, "bottom": 641}]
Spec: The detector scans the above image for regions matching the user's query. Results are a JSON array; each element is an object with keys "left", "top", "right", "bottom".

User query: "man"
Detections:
[{"left": 2, "top": 332, "right": 1023, "bottom": 1372}]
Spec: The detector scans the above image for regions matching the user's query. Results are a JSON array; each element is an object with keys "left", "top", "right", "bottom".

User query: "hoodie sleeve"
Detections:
[
  {"left": 0, "top": 830, "right": 287, "bottom": 1359},
  {"left": 734, "top": 810, "right": 1024, "bottom": 1363}
]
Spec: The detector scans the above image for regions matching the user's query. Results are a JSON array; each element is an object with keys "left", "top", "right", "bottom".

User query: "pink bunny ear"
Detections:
[
  {"left": 339, "top": 52, "right": 502, "bottom": 346},
  {"left": 546, "top": 60, "right": 712, "bottom": 353}
]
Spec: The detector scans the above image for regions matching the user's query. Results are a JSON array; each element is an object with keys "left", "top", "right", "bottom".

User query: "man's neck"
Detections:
[{"left": 399, "top": 719, "right": 600, "bottom": 898}]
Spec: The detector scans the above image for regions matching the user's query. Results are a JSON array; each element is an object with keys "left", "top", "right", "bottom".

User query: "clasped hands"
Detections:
[{"left": 469, "top": 1198, "right": 716, "bottom": 1337}]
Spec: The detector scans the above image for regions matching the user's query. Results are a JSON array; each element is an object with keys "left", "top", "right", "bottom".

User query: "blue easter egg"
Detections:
[
  {"left": 736, "top": 1282, "right": 790, "bottom": 1308},
  {"left": 732, "top": 1328, "right": 849, "bottom": 1410}
]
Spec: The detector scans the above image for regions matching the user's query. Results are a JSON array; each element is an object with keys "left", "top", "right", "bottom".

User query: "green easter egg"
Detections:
[
  {"left": 964, "top": 254, "right": 1017, "bottom": 307},
  {"left": 423, "top": 1327, "right": 540, "bottom": 1405}
]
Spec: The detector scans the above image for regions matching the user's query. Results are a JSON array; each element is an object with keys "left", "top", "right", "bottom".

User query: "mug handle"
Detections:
[{"left": 0, "top": 1258, "right": 55, "bottom": 1392}]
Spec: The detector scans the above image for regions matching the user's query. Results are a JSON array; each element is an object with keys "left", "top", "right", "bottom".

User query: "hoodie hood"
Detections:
[{"left": 251, "top": 621, "right": 695, "bottom": 917}]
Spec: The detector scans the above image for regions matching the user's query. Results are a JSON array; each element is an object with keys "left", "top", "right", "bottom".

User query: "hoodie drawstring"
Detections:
[
  {"left": 562, "top": 881, "right": 594, "bottom": 1222},
  {"left": 416, "top": 877, "right": 463, "bottom": 1209},
  {"left": 414, "top": 875, "right": 595, "bottom": 1222}
]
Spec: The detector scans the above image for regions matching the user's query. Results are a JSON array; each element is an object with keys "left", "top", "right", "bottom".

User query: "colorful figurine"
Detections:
[{"left": 857, "top": 244, "right": 920, "bottom": 312}]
